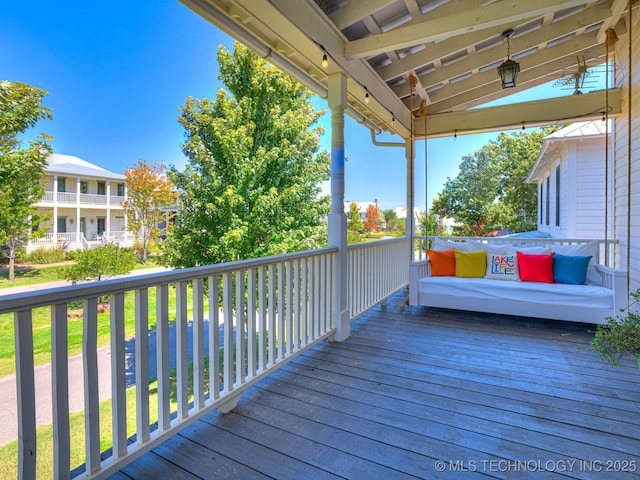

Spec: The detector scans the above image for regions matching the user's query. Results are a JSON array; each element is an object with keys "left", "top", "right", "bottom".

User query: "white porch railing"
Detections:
[
  {"left": 348, "top": 237, "right": 410, "bottom": 318},
  {"left": 39, "top": 192, "right": 125, "bottom": 207},
  {"left": 30, "top": 232, "right": 80, "bottom": 246},
  {"left": 1, "top": 248, "right": 337, "bottom": 479},
  {"left": 102, "top": 231, "right": 136, "bottom": 244},
  {"left": 79, "top": 193, "right": 107, "bottom": 204},
  {"left": 57, "top": 192, "right": 78, "bottom": 203}
]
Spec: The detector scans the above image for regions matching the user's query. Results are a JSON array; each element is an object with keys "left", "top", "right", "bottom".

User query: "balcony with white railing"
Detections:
[
  {"left": 3, "top": 236, "right": 638, "bottom": 479},
  {"left": 1, "top": 239, "right": 411, "bottom": 479},
  {"left": 39, "top": 192, "right": 124, "bottom": 207}
]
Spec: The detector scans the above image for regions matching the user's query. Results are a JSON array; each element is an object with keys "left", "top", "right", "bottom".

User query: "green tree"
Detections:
[
  {"left": 382, "top": 208, "right": 404, "bottom": 234},
  {"left": 60, "top": 244, "right": 136, "bottom": 284},
  {"left": 347, "top": 201, "right": 364, "bottom": 243},
  {"left": 431, "top": 128, "right": 556, "bottom": 235},
  {"left": 123, "top": 159, "right": 178, "bottom": 264},
  {"left": 417, "top": 210, "right": 439, "bottom": 236},
  {"left": 0, "top": 81, "right": 53, "bottom": 280},
  {"left": 160, "top": 43, "right": 330, "bottom": 268}
]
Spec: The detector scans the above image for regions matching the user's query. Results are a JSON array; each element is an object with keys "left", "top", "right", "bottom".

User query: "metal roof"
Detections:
[{"left": 46, "top": 153, "right": 126, "bottom": 181}]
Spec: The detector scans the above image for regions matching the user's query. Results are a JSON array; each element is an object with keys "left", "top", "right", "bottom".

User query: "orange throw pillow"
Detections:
[{"left": 427, "top": 249, "right": 455, "bottom": 276}]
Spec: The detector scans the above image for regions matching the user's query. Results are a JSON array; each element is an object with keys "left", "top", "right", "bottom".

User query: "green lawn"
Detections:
[
  {"left": 0, "top": 259, "right": 162, "bottom": 289},
  {"left": 0, "top": 264, "right": 69, "bottom": 288}
]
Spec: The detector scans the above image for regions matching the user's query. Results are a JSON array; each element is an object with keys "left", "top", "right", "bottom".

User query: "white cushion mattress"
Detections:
[{"left": 418, "top": 276, "right": 613, "bottom": 309}]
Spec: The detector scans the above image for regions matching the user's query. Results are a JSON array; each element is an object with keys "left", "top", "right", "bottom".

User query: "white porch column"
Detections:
[
  {"left": 106, "top": 181, "right": 111, "bottom": 237},
  {"left": 328, "top": 73, "right": 350, "bottom": 341},
  {"left": 53, "top": 175, "right": 58, "bottom": 240},
  {"left": 76, "top": 177, "right": 81, "bottom": 245},
  {"left": 405, "top": 141, "right": 415, "bottom": 260}
]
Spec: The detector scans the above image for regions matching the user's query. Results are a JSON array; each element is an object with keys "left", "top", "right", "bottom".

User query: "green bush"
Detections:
[
  {"left": 592, "top": 289, "right": 640, "bottom": 368},
  {"left": 26, "top": 247, "right": 66, "bottom": 264}
]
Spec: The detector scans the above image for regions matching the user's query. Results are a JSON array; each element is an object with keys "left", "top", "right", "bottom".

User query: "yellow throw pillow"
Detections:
[{"left": 455, "top": 250, "right": 487, "bottom": 278}]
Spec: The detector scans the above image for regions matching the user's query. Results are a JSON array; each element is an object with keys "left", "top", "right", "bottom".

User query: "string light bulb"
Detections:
[
  {"left": 522, "top": 122, "right": 525, "bottom": 131},
  {"left": 391, "top": 114, "right": 396, "bottom": 126},
  {"left": 364, "top": 88, "right": 370, "bottom": 104},
  {"left": 321, "top": 52, "right": 328, "bottom": 68},
  {"left": 601, "top": 111, "right": 606, "bottom": 123}
]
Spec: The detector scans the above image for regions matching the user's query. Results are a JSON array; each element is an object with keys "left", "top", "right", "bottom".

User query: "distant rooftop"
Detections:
[{"left": 46, "top": 153, "right": 125, "bottom": 181}]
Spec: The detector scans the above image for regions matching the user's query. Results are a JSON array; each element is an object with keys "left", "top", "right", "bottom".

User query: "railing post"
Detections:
[{"left": 328, "top": 72, "right": 350, "bottom": 341}]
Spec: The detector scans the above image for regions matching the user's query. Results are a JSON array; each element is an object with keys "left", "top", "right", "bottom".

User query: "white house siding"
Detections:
[
  {"left": 574, "top": 140, "right": 608, "bottom": 239},
  {"left": 614, "top": 20, "right": 640, "bottom": 295}
]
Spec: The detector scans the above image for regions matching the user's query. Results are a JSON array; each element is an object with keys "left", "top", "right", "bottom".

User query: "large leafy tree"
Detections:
[
  {"left": 123, "top": 159, "right": 178, "bottom": 264},
  {"left": 0, "top": 81, "right": 52, "bottom": 280},
  {"left": 431, "top": 128, "right": 557, "bottom": 235},
  {"left": 161, "top": 43, "right": 330, "bottom": 267}
]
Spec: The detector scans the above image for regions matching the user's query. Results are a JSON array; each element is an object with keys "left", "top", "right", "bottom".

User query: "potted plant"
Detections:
[{"left": 592, "top": 289, "right": 640, "bottom": 368}]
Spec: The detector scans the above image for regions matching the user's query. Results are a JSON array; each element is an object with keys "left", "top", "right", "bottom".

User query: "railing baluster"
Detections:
[
  {"left": 110, "top": 292, "right": 127, "bottom": 458},
  {"left": 258, "top": 266, "right": 267, "bottom": 371},
  {"left": 83, "top": 297, "right": 100, "bottom": 474},
  {"left": 135, "top": 288, "right": 150, "bottom": 445},
  {"left": 268, "top": 264, "right": 276, "bottom": 367},
  {"left": 247, "top": 267, "right": 257, "bottom": 377},
  {"left": 156, "top": 284, "right": 170, "bottom": 431},
  {"left": 51, "top": 303, "right": 70, "bottom": 479},
  {"left": 222, "top": 272, "right": 234, "bottom": 392},
  {"left": 301, "top": 258, "right": 308, "bottom": 346},
  {"left": 209, "top": 275, "right": 220, "bottom": 400},
  {"left": 176, "top": 281, "right": 188, "bottom": 419},
  {"left": 14, "top": 309, "right": 36, "bottom": 480},
  {"left": 313, "top": 255, "right": 320, "bottom": 339},
  {"left": 192, "top": 278, "right": 205, "bottom": 409},
  {"left": 293, "top": 259, "right": 300, "bottom": 352},
  {"left": 235, "top": 270, "right": 245, "bottom": 385},
  {"left": 286, "top": 261, "right": 293, "bottom": 355},
  {"left": 277, "top": 262, "right": 285, "bottom": 360}
]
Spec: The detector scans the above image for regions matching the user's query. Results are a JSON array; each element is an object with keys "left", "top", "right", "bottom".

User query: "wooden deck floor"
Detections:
[{"left": 112, "top": 290, "right": 640, "bottom": 480}]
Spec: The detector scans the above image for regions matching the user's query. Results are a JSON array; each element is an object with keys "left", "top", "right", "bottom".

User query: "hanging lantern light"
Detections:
[{"left": 497, "top": 29, "right": 520, "bottom": 89}]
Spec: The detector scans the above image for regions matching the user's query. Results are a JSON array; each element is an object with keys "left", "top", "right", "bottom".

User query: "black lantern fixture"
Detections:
[{"left": 497, "top": 29, "right": 519, "bottom": 89}]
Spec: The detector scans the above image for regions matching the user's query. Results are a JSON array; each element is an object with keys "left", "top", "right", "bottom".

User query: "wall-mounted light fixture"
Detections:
[{"left": 497, "top": 29, "right": 520, "bottom": 89}]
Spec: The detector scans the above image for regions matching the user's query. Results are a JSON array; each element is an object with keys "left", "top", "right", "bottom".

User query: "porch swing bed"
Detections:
[{"left": 408, "top": 238, "right": 627, "bottom": 324}]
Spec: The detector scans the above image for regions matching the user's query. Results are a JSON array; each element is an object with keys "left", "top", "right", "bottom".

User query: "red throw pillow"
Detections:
[
  {"left": 427, "top": 249, "right": 455, "bottom": 276},
  {"left": 517, "top": 251, "right": 555, "bottom": 283}
]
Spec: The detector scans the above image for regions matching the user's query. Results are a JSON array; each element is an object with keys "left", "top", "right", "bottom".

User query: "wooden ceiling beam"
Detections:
[{"left": 345, "top": 0, "right": 599, "bottom": 59}]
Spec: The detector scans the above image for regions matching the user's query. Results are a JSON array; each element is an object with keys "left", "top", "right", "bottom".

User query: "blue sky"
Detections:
[{"left": 3, "top": 1, "right": 598, "bottom": 212}]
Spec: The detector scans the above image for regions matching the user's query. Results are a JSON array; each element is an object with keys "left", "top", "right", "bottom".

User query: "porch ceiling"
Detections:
[{"left": 180, "top": 0, "right": 627, "bottom": 140}]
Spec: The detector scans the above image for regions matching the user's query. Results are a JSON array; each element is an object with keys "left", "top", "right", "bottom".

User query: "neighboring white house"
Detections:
[
  {"left": 526, "top": 121, "right": 611, "bottom": 239},
  {"left": 28, "top": 153, "right": 135, "bottom": 252}
]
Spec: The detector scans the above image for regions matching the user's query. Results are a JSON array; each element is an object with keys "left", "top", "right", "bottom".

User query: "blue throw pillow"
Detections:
[{"left": 553, "top": 254, "right": 592, "bottom": 285}]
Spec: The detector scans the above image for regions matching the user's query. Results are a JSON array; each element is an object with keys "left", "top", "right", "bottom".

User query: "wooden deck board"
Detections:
[{"left": 113, "top": 291, "right": 640, "bottom": 480}]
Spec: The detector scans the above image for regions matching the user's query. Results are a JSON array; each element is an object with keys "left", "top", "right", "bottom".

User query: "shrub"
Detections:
[
  {"left": 26, "top": 247, "right": 66, "bottom": 264},
  {"left": 591, "top": 289, "right": 640, "bottom": 368}
]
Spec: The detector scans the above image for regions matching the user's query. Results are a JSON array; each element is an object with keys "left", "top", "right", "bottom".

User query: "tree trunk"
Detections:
[{"left": 8, "top": 253, "right": 15, "bottom": 281}]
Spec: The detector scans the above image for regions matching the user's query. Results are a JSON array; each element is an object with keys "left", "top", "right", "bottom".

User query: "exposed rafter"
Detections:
[{"left": 345, "top": 0, "right": 599, "bottom": 59}]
